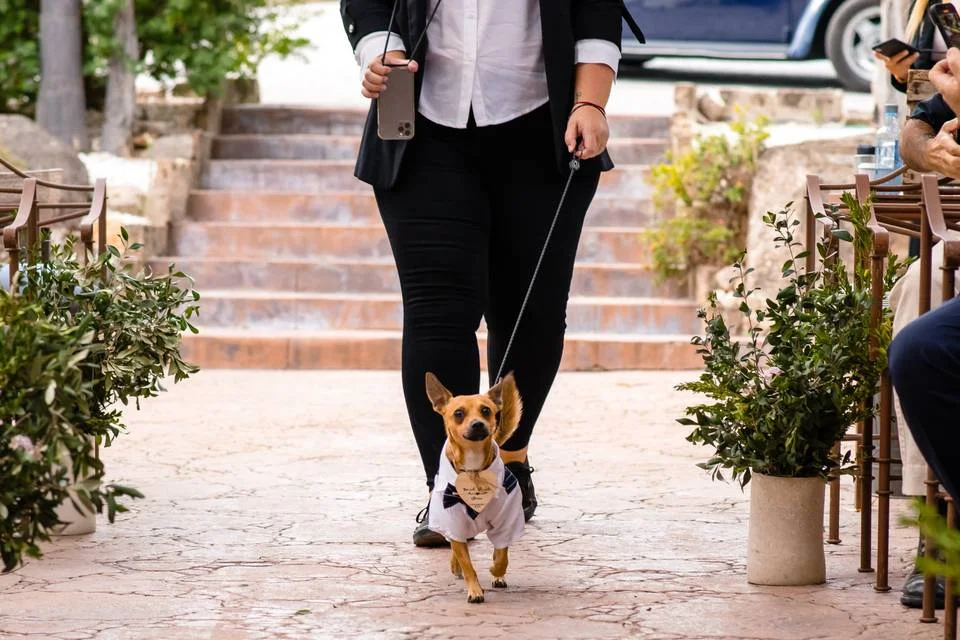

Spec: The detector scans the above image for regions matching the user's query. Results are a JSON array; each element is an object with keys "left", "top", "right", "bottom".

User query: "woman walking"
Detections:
[{"left": 340, "top": 0, "right": 634, "bottom": 546}]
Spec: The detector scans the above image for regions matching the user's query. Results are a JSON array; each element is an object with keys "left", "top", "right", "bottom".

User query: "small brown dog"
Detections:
[{"left": 424, "top": 371, "right": 524, "bottom": 603}]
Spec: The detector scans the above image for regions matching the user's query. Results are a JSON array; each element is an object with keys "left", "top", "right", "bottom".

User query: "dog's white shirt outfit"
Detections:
[{"left": 428, "top": 441, "right": 525, "bottom": 547}]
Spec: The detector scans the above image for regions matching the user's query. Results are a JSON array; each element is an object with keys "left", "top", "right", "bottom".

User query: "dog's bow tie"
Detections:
[
  {"left": 442, "top": 483, "right": 480, "bottom": 519},
  {"left": 441, "top": 468, "right": 519, "bottom": 519}
]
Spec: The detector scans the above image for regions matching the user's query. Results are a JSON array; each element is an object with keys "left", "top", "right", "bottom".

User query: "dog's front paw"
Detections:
[
  {"left": 492, "top": 576, "right": 507, "bottom": 589},
  {"left": 467, "top": 588, "right": 485, "bottom": 604}
]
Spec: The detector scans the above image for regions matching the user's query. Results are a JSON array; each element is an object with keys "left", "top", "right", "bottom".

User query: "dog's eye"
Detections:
[
  {"left": 480, "top": 406, "right": 491, "bottom": 417},
  {"left": 453, "top": 408, "right": 465, "bottom": 420}
]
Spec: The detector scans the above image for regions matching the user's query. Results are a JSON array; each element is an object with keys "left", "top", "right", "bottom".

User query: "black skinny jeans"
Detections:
[{"left": 373, "top": 104, "right": 600, "bottom": 487}]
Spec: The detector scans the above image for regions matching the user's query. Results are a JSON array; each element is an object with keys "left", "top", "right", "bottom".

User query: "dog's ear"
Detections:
[
  {"left": 489, "top": 372, "right": 522, "bottom": 445},
  {"left": 425, "top": 372, "right": 452, "bottom": 413}
]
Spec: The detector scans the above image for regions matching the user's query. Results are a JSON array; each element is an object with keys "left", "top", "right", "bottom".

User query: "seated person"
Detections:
[
  {"left": 894, "top": 48, "right": 960, "bottom": 608},
  {"left": 889, "top": 297, "right": 960, "bottom": 508}
]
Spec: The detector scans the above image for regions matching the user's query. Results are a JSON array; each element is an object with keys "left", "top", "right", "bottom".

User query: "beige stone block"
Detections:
[
  {"left": 674, "top": 82, "right": 697, "bottom": 112},
  {"left": 144, "top": 158, "right": 195, "bottom": 228},
  {"left": 774, "top": 88, "right": 844, "bottom": 124}
]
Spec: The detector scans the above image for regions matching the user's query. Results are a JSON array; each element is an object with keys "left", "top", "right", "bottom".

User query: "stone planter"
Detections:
[{"left": 747, "top": 472, "right": 826, "bottom": 586}]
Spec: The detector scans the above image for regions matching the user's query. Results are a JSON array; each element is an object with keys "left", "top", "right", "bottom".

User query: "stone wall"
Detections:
[{"left": 745, "top": 135, "right": 911, "bottom": 301}]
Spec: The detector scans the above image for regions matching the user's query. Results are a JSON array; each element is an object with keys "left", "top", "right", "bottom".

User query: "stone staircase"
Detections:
[{"left": 162, "top": 105, "right": 702, "bottom": 370}]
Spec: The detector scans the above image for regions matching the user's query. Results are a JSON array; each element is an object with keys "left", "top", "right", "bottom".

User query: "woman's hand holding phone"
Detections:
[
  {"left": 875, "top": 48, "right": 920, "bottom": 83},
  {"left": 362, "top": 51, "right": 418, "bottom": 100}
]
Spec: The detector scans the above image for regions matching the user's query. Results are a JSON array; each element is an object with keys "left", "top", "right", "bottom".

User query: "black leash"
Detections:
[{"left": 494, "top": 152, "right": 581, "bottom": 384}]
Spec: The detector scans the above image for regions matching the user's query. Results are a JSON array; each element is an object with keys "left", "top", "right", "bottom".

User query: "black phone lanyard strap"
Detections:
[{"left": 382, "top": 0, "right": 444, "bottom": 64}]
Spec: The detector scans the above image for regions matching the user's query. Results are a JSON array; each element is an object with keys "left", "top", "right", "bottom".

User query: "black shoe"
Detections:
[
  {"left": 900, "top": 567, "right": 946, "bottom": 609},
  {"left": 901, "top": 531, "right": 947, "bottom": 609},
  {"left": 412, "top": 505, "right": 449, "bottom": 548},
  {"left": 506, "top": 459, "right": 537, "bottom": 522}
]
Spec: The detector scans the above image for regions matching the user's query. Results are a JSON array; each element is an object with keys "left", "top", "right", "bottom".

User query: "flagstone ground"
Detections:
[{"left": 0, "top": 371, "right": 939, "bottom": 639}]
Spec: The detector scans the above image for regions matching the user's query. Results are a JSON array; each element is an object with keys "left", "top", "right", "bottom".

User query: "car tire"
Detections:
[{"left": 826, "top": 0, "right": 882, "bottom": 92}]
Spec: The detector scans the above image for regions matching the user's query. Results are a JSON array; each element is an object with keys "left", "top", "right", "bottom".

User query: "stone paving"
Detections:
[{"left": 0, "top": 371, "right": 940, "bottom": 639}]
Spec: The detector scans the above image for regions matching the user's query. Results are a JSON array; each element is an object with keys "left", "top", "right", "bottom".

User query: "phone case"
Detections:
[
  {"left": 872, "top": 38, "right": 919, "bottom": 58},
  {"left": 377, "top": 66, "right": 416, "bottom": 141},
  {"left": 929, "top": 4, "right": 960, "bottom": 49}
]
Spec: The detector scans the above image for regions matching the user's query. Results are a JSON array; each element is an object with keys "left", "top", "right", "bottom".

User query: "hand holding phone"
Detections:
[
  {"left": 872, "top": 38, "right": 920, "bottom": 59},
  {"left": 361, "top": 51, "right": 416, "bottom": 100}
]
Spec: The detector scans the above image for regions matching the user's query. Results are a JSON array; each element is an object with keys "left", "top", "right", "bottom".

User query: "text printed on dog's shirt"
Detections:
[{"left": 428, "top": 440, "right": 525, "bottom": 546}]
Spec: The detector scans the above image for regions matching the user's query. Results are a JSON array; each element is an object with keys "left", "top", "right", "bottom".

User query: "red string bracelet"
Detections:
[{"left": 571, "top": 101, "right": 606, "bottom": 118}]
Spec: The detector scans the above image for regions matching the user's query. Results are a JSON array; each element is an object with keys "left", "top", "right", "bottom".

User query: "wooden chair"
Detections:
[
  {"left": 805, "top": 170, "right": 960, "bottom": 607},
  {"left": 0, "top": 155, "right": 107, "bottom": 290},
  {"left": 804, "top": 170, "right": 904, "bottom": 574}
]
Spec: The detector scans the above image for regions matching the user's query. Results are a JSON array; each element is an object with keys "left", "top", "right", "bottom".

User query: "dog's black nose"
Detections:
[{"left": 464, "top": 420, "right": 489, "bottom": 441}]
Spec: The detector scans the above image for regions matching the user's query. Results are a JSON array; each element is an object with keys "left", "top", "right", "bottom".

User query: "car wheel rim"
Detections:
[{"left": 842, "top": 6, "right": 882, "bottom": 84}]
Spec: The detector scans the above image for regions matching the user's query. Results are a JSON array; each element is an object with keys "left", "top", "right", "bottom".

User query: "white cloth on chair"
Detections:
[{"left": 888, "top": 241, "right": 960, "bottom": 495}]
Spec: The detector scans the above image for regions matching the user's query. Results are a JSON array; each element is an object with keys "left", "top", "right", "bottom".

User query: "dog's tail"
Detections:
[{"left": 491, "top": 373, "right": 523, "bottom": 446}]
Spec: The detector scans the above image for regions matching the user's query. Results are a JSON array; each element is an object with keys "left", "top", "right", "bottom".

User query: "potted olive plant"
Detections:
[
  {"left": 678, "top": 201, "right": 905, "bottom": 585},
  {"left": 14, "top": 232, "right": 198, "bottom": 538},
  {"left": 0, "top": 291, "right": 106, "bottom": 570}
]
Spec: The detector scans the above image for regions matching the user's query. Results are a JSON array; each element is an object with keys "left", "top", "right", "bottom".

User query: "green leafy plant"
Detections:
[
  {"left": 84, "top": 0, "right": 311, "bottom": 98},
  {"left": 646, "top": 116, "right": 769, "bottom": 284},
  {"left": 20, "top": 231, "right": 200, "bottom": 419},
  {"left": 677, "top": 202, "right": 903, "bottom": 487},
  {"left": 0, "top": 1, "right": 40, "bottom": 114},
  {"left": 0, "top": 292, "right": 102, "bottom": 572},
  {"left": 0, "top": 231, "right": 199, "bottom": 572},
  {"left": 0, "top": 0, "right": 309, "bottom": 114},
  {"left": 904, "top": 499, "right": 960, "bottom": 580}
]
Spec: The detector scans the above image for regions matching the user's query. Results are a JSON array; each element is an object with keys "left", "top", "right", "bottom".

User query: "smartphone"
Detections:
[
  {"left": 377, "top": 64, "right": 415, "bottom": 141},
  {"left": 929, "top": 3, "right": 960, "bottom": 49},
  {"left": 872, "top": 38, "right": 920, "bottom": 58}
]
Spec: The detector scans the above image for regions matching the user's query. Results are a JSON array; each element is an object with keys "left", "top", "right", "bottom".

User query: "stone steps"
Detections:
[
  {"left": 166, "top": 105, "right": 703, "bottom": 371},
  {"left": 151, "top": 257, "right": 689, "bottom": 298},
  {"left": 212, "top": 134, "right": 667, "bottom": 165},
  {"left": 179, "top": 328, "right": 701, "bottom": 370},
  {"left": 220, "top": 104, "right": 673, "bottom": 139},
  {"left": 193, "top": 290, "right": 701, "bottom": 335},
  {"left": 186, "top": 190, "right": 656, "bottom": 228},
  {"left": 170, "top": 221, "right": 655, "bottom": 263},
  {"left": 201, "top": 159, "right": 654, "bottom": 198}
]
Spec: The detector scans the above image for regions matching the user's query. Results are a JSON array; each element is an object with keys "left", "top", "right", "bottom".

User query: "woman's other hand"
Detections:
[
  {"left": 875, "top": 49, "right": 919, "bottom": 83},
  {"left": 362, "top": 51, "right": 419, "bottom": 99},
  {"left": 565, "top": 105, "right": 608, "bottom": 160}
]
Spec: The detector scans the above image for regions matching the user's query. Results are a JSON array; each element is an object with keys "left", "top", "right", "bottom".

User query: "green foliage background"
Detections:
[{"left": 0, "top": 0, "right": 309, "bottom": 114}]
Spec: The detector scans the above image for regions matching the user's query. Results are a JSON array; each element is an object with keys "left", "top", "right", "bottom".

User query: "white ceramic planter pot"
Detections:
[
  {"left": 747, "top": 472, "right": 826, "bottom": 586},
  {"left": 53, "top": 490, "right": 97, "bottom": 536},
  {"left": 52, "top": 443, "right": 97, "bottom": 536}
]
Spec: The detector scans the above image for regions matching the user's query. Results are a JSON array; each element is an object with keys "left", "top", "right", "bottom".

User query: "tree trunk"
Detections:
[
  {"left": 101, "top": 0, "right": 139, "bottom": 156},
  {"left": 36, "top": 0, "right": 88, "bottom": 151}
]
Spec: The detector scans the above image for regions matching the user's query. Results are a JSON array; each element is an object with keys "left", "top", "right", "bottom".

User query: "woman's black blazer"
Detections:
[{"left": 340, "top": 0, "right": 632, "bottom": 189}]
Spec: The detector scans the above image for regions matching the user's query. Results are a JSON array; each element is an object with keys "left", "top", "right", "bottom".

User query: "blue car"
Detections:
[{"left": 622, "top": 0, "right": 880, "bottom": 92}]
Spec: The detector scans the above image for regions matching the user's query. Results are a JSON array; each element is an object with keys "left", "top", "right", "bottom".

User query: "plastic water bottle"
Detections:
[{"left": 875, "top": 104, "right": 901, "bottom": 183}]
